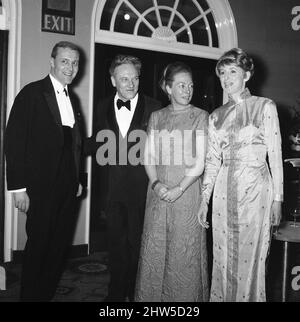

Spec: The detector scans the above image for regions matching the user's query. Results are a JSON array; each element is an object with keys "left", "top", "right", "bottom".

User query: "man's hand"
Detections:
[
  {"left": 76, "top": 183, "right": 83, "bottom": 197},
  {"left": 13, "top": 191, "right": 30, "bottom": 213}
]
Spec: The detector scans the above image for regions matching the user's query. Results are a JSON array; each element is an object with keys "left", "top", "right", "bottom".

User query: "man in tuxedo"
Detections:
[
  {"left": 91, "top": 55, "right": 161, "bottom": 301},
  {"left": 5, "top": 41, "right": 82, "bottom": 301}
]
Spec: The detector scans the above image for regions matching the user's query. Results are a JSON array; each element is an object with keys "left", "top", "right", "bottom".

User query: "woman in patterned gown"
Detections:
[
  {"left": 198, "top": 48, "right": 283, "bottom": 302},
  {"left": 135, "top": 62, "right": 209, "bottom": 302}
]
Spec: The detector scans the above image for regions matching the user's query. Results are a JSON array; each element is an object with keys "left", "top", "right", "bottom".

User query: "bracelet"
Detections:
[
  {"left": 151, "top": 179, "right": 160, "bottom": 190},
  {"left": 177, "top": 185, "right": 184, "bottom": 193}
]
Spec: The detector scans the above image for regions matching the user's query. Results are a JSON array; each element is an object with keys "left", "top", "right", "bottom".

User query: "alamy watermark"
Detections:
[
  {"left": 95, "top": 129, "right": 205, "bottom": 168},
  {"left": 291, "top": 265, "right": 300, "bottom": 291},
  {"left": 291, "top": 6, "right": 300, "bottom": 30}
]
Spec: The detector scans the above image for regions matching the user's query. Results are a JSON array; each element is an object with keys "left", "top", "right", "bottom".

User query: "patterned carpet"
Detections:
[
  {"left": 1, "top": 235, "right": 300, "bottom": 302},
  {"left": 0, "top": 251, "right": 109, "bottom": 302}
]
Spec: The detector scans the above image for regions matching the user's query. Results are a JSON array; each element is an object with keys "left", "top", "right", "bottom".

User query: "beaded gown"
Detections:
[
  {"left": 201, "top": 88, "right": 283, "bottom": 302},
  {"left": 135, "top": 105, "right": 209, "bottom": 302}
]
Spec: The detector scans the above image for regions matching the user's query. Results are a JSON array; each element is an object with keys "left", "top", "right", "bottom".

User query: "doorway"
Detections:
[{"left": 89, "top": 42, "right": 222, "bottom": 253}]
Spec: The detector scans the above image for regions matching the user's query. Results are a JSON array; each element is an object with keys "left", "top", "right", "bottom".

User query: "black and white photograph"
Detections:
[{"left": 0, "top": 0, "right": 300, "bottom": 311}]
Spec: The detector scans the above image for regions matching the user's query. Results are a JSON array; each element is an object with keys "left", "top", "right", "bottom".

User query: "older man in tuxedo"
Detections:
[
  {"left": 90, "top": 55, "right": 161, "bottom": 301},
  {"left": 5, "top": 41, "right": 82, "bottom": 301}
]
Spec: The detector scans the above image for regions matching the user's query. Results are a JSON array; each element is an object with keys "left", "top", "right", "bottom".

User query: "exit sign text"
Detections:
[{"left": 43, "top": 14, "right": 74, "bottom": 34}]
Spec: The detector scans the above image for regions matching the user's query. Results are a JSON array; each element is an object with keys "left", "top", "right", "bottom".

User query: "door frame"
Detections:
[
  {"left": 2, "top": 0, "right": 22, "bottom": 262},
  {"left": 0, "top": 29, "right": 8, "bottom": 262},
  {"left": 85, "top": 0, "right": 238, "bottom": 250}
]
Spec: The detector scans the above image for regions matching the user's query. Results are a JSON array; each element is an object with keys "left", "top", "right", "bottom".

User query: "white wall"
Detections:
[{"left": 15, "top": 0, "right": 96, "bottom": 249}]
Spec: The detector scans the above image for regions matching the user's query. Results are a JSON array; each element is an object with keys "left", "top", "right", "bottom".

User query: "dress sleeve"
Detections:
[
  {"left": 197, "top": 110, "right": 209, "bottom": 134},
  {"left": 264, "top": 100, "right": 284, "bottom": 201},
  {"left": 201, "top": 112, "right": 222, "bottom": 204},
  {"left": 147, "top": 111, "right": 156, "bottom": 133},
  {"left": 144, "top": 111, "right": 157, "bottom": 167},
  {"left": 185, "top": 110, "right": 208, "bottom": 177}
]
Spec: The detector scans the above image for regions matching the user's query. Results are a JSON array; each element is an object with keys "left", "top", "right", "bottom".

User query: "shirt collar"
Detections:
[{"left": 49, "top": 74, "right": 68, "bottom": 95}]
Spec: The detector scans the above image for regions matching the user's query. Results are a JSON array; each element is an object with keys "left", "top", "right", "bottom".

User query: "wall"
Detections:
[
  {"left": 16, "top": 0, "right": 96, "bottom": 248},
  {"left": 229, "top": 0, "right": 300, "bottom": 114},
  {"left": 229, "top": 0, "right": 300, "bottom": 215}
]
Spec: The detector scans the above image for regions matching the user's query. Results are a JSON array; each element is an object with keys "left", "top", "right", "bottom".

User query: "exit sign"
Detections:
[{"left": 42, "top": 0, "right": 75, "bottom": 35}]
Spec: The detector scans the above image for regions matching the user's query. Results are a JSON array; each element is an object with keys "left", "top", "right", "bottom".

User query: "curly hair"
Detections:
[
  {"left": 109, "top": 55, "right": 142, "bottom": 76},
  {"left": 216, "top": 48, "right": 254, "bottom": 78}
]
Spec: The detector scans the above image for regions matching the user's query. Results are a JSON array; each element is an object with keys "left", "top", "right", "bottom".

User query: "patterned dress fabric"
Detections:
[
  {"left": 201, "top": 88, "right": 283, "bottom": 302},
  {"left": 135, "top": 105, "right": 209, "bottom": 302}
]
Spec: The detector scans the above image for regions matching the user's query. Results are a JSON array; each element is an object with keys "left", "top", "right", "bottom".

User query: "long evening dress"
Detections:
[
  {"left": 201, "top": 88, "right": 283, "bottom": 302},
  {"left": 135, "top": 105, "right": 209, "bottom": 302}
]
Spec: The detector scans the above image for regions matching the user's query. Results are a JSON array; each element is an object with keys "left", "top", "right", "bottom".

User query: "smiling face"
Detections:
[
  {"left": 111, "top": 63, "right": 139, "bottom": 101},
  {"left": 218, "top": 63, "right": 250, "bottom": 98},
  {"left": 166, "top": 72, "right": 193, "bottom": 109},
  {"left": 50, "top": 47, "right": 79, "bottom": 87}
]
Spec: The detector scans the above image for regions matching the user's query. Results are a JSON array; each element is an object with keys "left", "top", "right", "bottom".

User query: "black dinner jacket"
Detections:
[
  {"left": 92, "top": 94, "right": 161, "bottom": 209},
  {"left": 5, "top": 75, "right": 82, "bottom": 198}
]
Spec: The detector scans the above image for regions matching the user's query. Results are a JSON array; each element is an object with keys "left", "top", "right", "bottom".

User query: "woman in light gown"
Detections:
[
  {"left": 135, "top": 62, "right": 209, "bottom": 302},
  {"left": 198, "top": 48, "right": 283, "bottom": 302}
]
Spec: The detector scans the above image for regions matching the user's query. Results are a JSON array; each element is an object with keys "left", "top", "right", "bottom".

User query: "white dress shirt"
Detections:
[
  {"left": 50, "top": 74, "right": 75, "bottom": 127},
  {"left": 114, "top": 94, "right": 138, "bottom": 137}
]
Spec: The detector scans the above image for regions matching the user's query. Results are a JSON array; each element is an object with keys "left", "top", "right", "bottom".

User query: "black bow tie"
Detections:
[{"left": 117, "top": 99, "right": 131, "bottom": 111}]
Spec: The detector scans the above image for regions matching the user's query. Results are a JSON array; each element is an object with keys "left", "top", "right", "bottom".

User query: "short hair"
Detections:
[
  {"left": 159, "top": 61, "right": 193, "bottom": 95},
  {"left": 109, "top": 55, "right": 142, "bottom": 76},
  {"left": 215, "top": 47, "right": 254, "bottom": 78},
  {"left": 51, "top": 41, "right": 80, "bottom": 58}
]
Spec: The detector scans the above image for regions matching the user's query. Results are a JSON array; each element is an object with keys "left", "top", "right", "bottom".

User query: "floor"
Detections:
[
  {"left": 0, "top": 251, "right": 109, "bottom": 302},
  {"left": 1, "top": 219, "right": 300, "bottom": 302},
  {"left": 0, "top": 215, "right": 110, "bottom": 302}
]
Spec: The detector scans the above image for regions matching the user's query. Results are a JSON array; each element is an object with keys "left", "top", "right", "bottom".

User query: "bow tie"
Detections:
[{"left": 117, "top": 99, "right": 131, "bottom": 111}]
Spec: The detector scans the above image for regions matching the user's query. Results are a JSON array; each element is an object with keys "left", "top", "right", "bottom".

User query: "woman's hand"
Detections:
[
  {"left": 271, "top": 200, "right": 282, "bottom": 226},
  {"left": 153, "top": 182, "right": 169, "bottom": 199},
  {"left": 161, "top": 186, "right": 183, "bottom": 203},
  {"left": 197, "top": 201, "right": 209, "bottom": 229}
]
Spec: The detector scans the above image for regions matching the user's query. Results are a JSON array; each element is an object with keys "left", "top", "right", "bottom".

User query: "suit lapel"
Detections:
[
  {"left": 128, "top": 94, "right": 145, "bottom": 133},
  {"left": 42, "top": 76, "right": 63, "bottom": 137},
  {"left": 69, "top": 91, "right": 80, "bottom": 138},
  {"left": 69, "top": 91, "right": 80, "bottom": 127},
  {"left": 106, "top": 98, "right": 119, "bottom": 134},
  {"left": 69, "top": 91, "right": 82, "bottom": 177}
]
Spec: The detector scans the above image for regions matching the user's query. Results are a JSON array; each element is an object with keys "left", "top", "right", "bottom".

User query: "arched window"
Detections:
[{"left": 94, "top": 0, "right": 237, "bottom": 59}]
